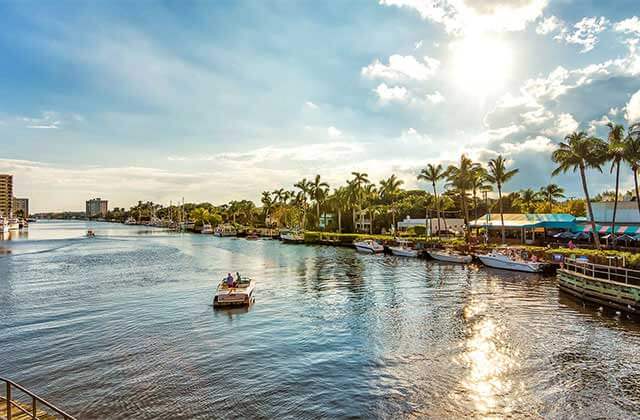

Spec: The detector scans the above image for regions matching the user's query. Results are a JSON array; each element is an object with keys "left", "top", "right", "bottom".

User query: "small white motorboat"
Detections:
[
  {"left": 281, "top": 229, "right": 304, "bottom": 243},
  {"left": 86, "top": 230, "right": 96, "bottom": 238},
  {"left": 428, "top": 250, "right": 472, "bottom": 264},
  {"left": 477, "top": 251, "right": 544, "bottom": 273},
  {"left": 201, "top": 223, "right": 213, "bottom": 234},
  {"left": 388, "top": 239, "right": 418, "bottom": 257},
  {"left": 354, "top": 239, "right": 384, "bottom": 253},
  {"left": 213, "top": 276, "right": 256, "bottom": 307}
]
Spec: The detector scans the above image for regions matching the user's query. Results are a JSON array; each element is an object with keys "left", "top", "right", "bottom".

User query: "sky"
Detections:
[{"left": 2, "top": 0, "right": 640, "bottom": 212}]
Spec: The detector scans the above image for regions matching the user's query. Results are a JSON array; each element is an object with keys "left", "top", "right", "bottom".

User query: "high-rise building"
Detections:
[
  {"left": 13, "top": 198, "right": 29, "bottom": 218},
  {"left": 86, "top": 198, "right": 108, "bottom": 218},
  {"left": 0, "top": 174, "right": 13, "bottom": 218}
]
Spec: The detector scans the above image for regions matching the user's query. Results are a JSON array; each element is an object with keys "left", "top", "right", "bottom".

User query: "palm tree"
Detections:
[
  {"left": 485, "top": 155, "right": 519, "bottom": 244},
  {"left": 379, "top": 174, "right": 404, "bottom": 231},
  {"left": 605, "top": 122, "right": 626, "bottom": 238},
  {"left": 261, "top": 191, "right": 275, "bottom": 225},
  {"left": 294, "top": 178, "right": 312, "bottom": 230},
  {"left": 329, "top": 187, "right": 349, "bottom": 232},
  {"left": 539, "top": 184, "right": 565, "bottom": 212},
  {"left": 350, "top": 172, "right": 370, "bottom": 232},
  {"left": 552, "top": 131, "right": 606, "bottom": 249},
  {"left": 417, "top": 163, "right": 447, "bottom": 234},
  {"left": 310, "top": 174, "right": 329, "bottom": 230},
  {"left": 469, "top": 166, "right": 489, "bottom": 224},
  {"left": 363, "top": 183, "right": 378, "bottom": 234},
  {"left": 516, "top": 188, "right": 541, "bottom": 213},
  {"left": 446, "top": 155, "right": 475, "bottom": 242},
  {"left": 624, "top": 131, "right": 640, "bottom": 215}
]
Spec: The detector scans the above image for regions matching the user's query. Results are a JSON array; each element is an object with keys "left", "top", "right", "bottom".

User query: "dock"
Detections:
[
  {"left": 1, "top": 378, "right": 76, "bottom": 420},
  {"left": 557, "top": 258, "right": 640, "bottom": 314}
]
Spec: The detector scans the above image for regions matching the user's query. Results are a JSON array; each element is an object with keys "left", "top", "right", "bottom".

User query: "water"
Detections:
[{"left": 1, "top": 221, "right": 640, "bottom": 419}]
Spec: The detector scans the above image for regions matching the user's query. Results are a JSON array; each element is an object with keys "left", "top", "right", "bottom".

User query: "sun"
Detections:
[{"left": 450, "top": 36, "right": 513, "bottom": 99}]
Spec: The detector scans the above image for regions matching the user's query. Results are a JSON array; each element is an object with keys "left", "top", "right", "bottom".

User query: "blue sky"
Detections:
[{"left": 2, "top": 0, "right": 640, "bottom": 212}]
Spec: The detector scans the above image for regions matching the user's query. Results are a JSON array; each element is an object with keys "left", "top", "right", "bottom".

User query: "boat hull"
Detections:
[
  {"left": 389, "top": 247, "right": 418, "bottom": 257},
  {"left": 477, "top": 255, "right": 541, "bottom": 273},
  {"left": 428, "top": 252, "right": 472, "bottom": 264}
]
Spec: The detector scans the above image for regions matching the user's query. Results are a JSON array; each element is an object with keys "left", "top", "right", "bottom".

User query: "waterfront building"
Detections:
[
  {"left": 0, "top": 174, "right": 14, "bottom": 218},
  {"left": 86, "top": 198, "right": 108, "bottom": 218},
  {"left": 397, "top": 216, "right": 465, "bottom": 236},
  {"left": 14, "top": 197, "right": 29, "bottom": 218},
  {"left": 469, "top": 213, "right": 576, "bottom": 244}
]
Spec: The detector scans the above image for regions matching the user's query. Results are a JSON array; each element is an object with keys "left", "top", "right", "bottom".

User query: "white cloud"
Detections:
[
  {"left": 609, "top": 107, "right": 620, "bottom": 116},
  {"left": 501, "top": 136, "right": 555, "bottom": 154},
  {"left": 587, "top": 114, "right": 612, "bottom": 135},
  {"left": 380, "top": 0, "right": 548, "bottom": 34},
  {"left": 361, "top": 54, "right": 440, "bottom": 81},
  {"left": 397, "top": 127, "right": 433, "bottom": 145},
  {"left": 627, "top": 89, "right": 640, "bottom": 124},
  {"left": 425, "top": 90, "right": 445, "bottom": 104},
  {"left": 328, "top": 126, "right": 342, "bottom": 138},
  {"left": 305, "top": 101, "right": 318, "bottom": 109},
  {"left": 554, "top": 16, "right": 609, "bottom": 53},
  {"left": 543, "top": 112, "right": 579, "bottom": 137},
  {"left": 536, "top": 15, "right": 564, "bottom": 35},
  {"left": 614, "top": 16, "right": 640, "bottom": 35},
  {"left": 414, "top": 40, "right": 423, "bottom": 49},
  {"left": 374, "top": 83, "right": 409, "bottom": 104}
]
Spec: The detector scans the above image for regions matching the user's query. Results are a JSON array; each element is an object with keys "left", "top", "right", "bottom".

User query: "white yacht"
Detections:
[
  {"left": 124, "top": 217, "right": 137, "bottom": 225},
  {"left": 354, "top": 239, "right": 384, "bottom": 253},
  {"left": 213, "top": 276, "right": 256, "bottom": 307},
  {"left": 477, "top": 250, "right": 545, "bottom": 273},
  {"left": 201, "top": 223, "right": 213, "bottom": 234},
  {"left": 428, "top": 250, "right": 473, "bottom": 264},
  {"left": 388, "top": 239, "right": 418, "bottom": 257}
]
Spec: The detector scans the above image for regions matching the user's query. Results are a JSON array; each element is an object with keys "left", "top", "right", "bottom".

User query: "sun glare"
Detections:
[{"left": 450, "top": 36, "right": 513, "bottom": 98}]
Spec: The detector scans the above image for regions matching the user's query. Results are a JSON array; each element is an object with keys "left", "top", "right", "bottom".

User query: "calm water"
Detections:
[{"left": 1, "top": 221, "right": 640, "bottom": 419}]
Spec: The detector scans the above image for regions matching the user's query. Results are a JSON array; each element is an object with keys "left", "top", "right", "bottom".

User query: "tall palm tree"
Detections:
[
  {"left": 552, "top": 131, "right": 606, "bottom": 249},
  {"left": 446, "top": 155, "right": 475, "bottom": 242},
  {"left": 294, "top": 178, "right": 312, "bottom": 230},
  {"left": 539, "top": 184, "right": 565, "bottom": 212},
  {"left": 379, "top": 174, "right": 404, "bottom": 231},
  {"left": 469, "top": 166, "right": 489, "bottom": 224},
  {"left": 417, "top": 163, "right": 447, "bottom": 234},
  {"left": 310, "top": 174, "right": 329, "bottom": 230},
  {"left": 261, "top": 191, "right": 275, "bottom": 225},
  {"left": 329, "top": 187, "right": 349, "bottom": 233},
  {"left": 624, "top": 131, "right": 640, "bottom": 215},
  {"left": 350, "top": 172, "right": 370, "bottom": 232},
  {"left": 606, "top": 122, "right": 626, "bottom": 237},
  {"left": 363, "top": 183, "right": 378, "bottom": 234},
  {"left": 485, "top": 155, "right": 519, "bottom": 244}
]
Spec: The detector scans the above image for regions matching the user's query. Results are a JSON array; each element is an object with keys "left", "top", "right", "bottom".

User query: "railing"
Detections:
[
  {"left": 562, "top": 258, "right": 640, "bottom": 287},
  {"left": 0, "top": 377, "right": 76, "bottom": 420}
]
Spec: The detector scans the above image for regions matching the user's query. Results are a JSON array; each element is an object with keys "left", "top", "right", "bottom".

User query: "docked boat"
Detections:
[
  {"left": 0, "top": 218, "right": 8, "bottom": 234},
  {"left": 18, "top": 219, "right": 28, "bottom": 229},
  {"left": 281, "top": 229, "right": 304, "bottom": 243},
  {"left": 477, "top": 250, "right": 544, "bottom": 273},
  {"left": 8, "top": 218, "right": 19, "bottom": 231},
  {"left": 354, "top": 239, "right": 384, "bottom": 253},
  {"left": 246, "top": 232, "right": 259, "bottom": 240},
  {"left": 213, "top": 276, "right": 256, "bottom": 307},
  {"left": 388, "top": 239, "right": 418, "bottom": 257},
  {"left": 428, "top": 250, "right": 473, "bottom": 264},
  {"left": 124, "top": 217, "right": 137, "bottom": 225},
  {"left": 86, "top": 230, "right": 96, "bottom": 238},
  {"left": 215, "top": 224, "right": 237, "bottom": 237},
  {"left": 201, "top": 223, "right": 213, "bottom": 234}
]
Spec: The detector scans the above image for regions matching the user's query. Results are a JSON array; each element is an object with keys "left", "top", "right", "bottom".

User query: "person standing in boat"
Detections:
[
  {"left": 236, "top": 272, "right": 242, "bottom": 283},
  {"left": 226, "top": 273, "right": 234, "bottom": 287}
]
